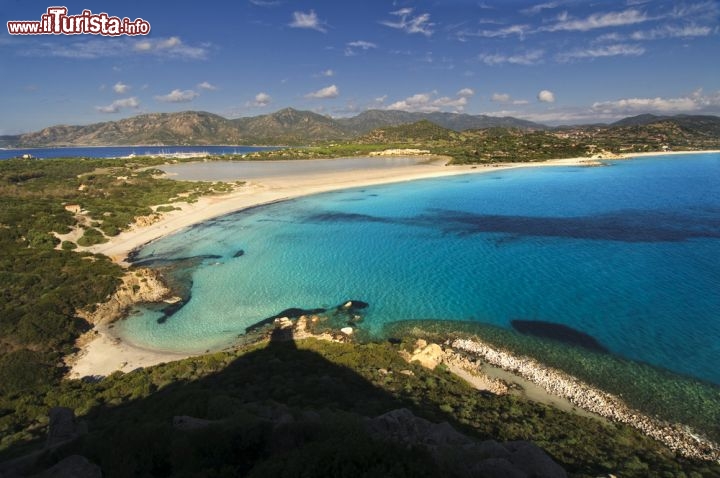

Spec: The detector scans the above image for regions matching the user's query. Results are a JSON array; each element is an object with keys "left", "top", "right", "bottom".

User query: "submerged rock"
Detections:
[
  {"left": 246, "top": 307, "right": 327, "bottom": 334},
  {"left": 338, "top": 300, "right": 369, "bottom": 310},
  {"left": 233, "top": 249, "right": 245, "bottom": 258}
]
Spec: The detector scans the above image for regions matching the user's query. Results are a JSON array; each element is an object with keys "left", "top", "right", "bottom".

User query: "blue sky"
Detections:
[{"left": 1, "top": 0, "right": 719, "bottom": 134}]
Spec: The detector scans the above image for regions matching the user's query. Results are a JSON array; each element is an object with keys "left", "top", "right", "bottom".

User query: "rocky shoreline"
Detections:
[{"left": 451, "top": 338, "right": 720, "bottom": 463}]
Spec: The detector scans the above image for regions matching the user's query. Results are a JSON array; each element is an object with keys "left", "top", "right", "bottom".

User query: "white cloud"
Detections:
[
  {"left": 154, "top": 89, "right": 199, "bottom": 103},
  {"left": 253, "top": 92, "right": 272, "bottom": 107},
  {"left": 12, "top": 36, "right": 207, "bottom": 61},
  {"left": 556, "top": 43, "right": 645, "bottom": 61},
  {"left": 320, "top": 69, "right": 335, "bottom": 77},
  {"left": 491, "top": 93, "right": 529, "bottom": 105},
  {"left": 460, "top": 24, "right": 531, "bottom": 40},
  {"left": 545, "top": 8, "right": 649, "bottom": 32},
  {"left": 132, "top": 36, "right": 208, "bottom": 59},
  {"left": 344, "top": 40, "right": 378, "bottom": 56},
  {"left": 96, "top": 97, "right": 140, "bottom": 113},
  {"left": 381, "top": 8, "right": 434, "bottom": 36},
  {"left": 113, "top": 81, "right": 129, "bottom": 94},
  {"left": 479, "top": 50, "right": 544, "bottom": 66},
  {"left": 457, "top": 88, "right": 475, "bottom": 98},
  {"left": 538, "top": 90, "right": 556, "bottom": 103},
  {"left": 521, "top": 2, "right": 560, "bottom": 15},
  {"left": 305, "top": 84, "right": 339, "bottom": 99},
  {"left": 249, "top": 0, "right": 281, "bottom": 6},
  {"left": 289, "top": 10, "right": 327, "bottom": 33},
  {"left": 671, "top": 1, "right": 720, "bottom": 19},
  {"left": 197, "top": 81, "right": 218, "bottom": 91},
  {"left": 591, "top": 90, "right": 720, "bottom": 114},
  {"left": 631, "top": 24, "right": 713, "bottom": 40},
  {"left": 386, "top": 91, "right": 469, "bottom": 113},
  {"left": 595, "top": 32, "right": 625, "bottom": 42}
]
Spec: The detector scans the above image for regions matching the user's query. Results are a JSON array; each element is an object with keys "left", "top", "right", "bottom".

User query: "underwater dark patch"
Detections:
[
  {"left": 131, "top": 254, "right": 222, "bottom": 268},
  {"left": 511, "top": 320, "right": 609, "bottom": 353},
  {"left": 418, "top": 208, "right": 720, "bottom": 243},
  {"left": 303, "top": 211, "right": 395, "bottom": 224}
]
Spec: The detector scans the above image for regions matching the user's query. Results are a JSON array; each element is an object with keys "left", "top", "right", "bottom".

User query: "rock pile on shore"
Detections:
[{"left": 451, "top": 338, "right": 720, "bottom": 463}]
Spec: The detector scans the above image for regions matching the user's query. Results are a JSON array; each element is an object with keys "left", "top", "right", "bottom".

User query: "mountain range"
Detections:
[{"left": 4, "top": 109, "right": 720, "bottom": 147}]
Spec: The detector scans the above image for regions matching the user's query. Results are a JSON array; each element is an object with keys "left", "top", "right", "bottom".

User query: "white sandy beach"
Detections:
[{"left": 71, "top": 150, "right": 717, "bottom": 378}]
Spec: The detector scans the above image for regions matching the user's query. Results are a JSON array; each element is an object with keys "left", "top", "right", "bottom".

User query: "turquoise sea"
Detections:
[{"left": 121, "top": 154, "right": 720, "bottom": 388}]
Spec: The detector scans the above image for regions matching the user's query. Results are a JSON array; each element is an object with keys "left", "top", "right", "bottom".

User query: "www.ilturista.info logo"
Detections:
[{"left": 7, "top": 7, "right": 150, "bottom": 36}]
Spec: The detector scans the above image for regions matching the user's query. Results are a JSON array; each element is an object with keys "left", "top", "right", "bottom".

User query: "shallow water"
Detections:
[{"left": 120, "top": 154, "right": 720, "bottom": 387}]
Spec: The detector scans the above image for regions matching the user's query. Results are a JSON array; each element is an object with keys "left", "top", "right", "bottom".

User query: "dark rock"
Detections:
[
  {"left": 472, "top": 458, "right": 527, "bottom": 478},
  {"left": 387, "top": 337, "right": 402, "bottom": 345},
  {"left": 511, "top": 320, "right": 608, "bottom": 353},
  {"left": 233, "top": 249, "right": 245, "bottom": 258},
  {"left": 31, "top": 455, "right": 101, "bottom": 478},
  {"left": 45, "top": 408, "right": 83, "bottom": 449},
  {"left": 173, "top": 415, "right": 220, "bottom": 431},
  {"left": 337, "top": 300, "right": 369, "bottom": 310},
  {"left": 365, "top": 408, "right": 566, "bottom": 478},
  {"left": 477, "top": 440, "right": 511, "bottom": 460},
  {"left": 246, "top": 307, "right": 327, "bottom": 334},
  {"left": 505, "top": 441, "right": 568, "bottom": 478}
]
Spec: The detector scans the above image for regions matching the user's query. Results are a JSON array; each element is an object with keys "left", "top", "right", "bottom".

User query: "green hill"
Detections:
[{"left": 359, "top": 120, "right": 457, "bottom": 143}]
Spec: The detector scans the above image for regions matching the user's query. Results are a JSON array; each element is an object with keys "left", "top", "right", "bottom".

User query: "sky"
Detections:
[{"left": 1, "top": 0, "right": 719, "bottom": 134}]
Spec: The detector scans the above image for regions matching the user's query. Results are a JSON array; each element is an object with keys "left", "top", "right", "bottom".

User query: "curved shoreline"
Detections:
[
  {"left": 69, "top": 151, "right": 720, "bottom": 461},
  {"left": 73, "top": 155, "right": 603, "bottom": 375},
  {"left": 451, "top": 338, "right": 720, "bottom": 463},
  {"left": 72, "top": 151, "right": 718, "bottom": 376}
]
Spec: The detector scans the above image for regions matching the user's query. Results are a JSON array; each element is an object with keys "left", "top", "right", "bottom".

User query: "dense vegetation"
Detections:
[
  {"left": 3, "top": 338, "right": 718, "bottom": 477},
  {"left": 0, "top": 157, "right": 235, "bottom": 461},
  {"left": 234, "top": 116, "right": 720, "bottom": 164}
]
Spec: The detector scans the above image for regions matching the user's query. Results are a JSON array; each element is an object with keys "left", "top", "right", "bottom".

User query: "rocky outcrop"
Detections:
[
  {"left": 452, "top": 338, "right": 720, "bottom": 463},
  {"left": 45, "top": 408, "right": 86, "bottom": 449},
  {"left": 365, "top": 408, "right": 566, "bottom": 478},
  {"left": 405, "top": 339, "right": 444, "bottom": 370},
  {"left": 76, "top": 268, "right": 174, "bottom": 326},
  {"left": 402, "top": 339, "right": 509, "bottom": 394},
  {"left": 132, "top": 214, "right": 162, "bottom": 228},
  {"left": 30, "top": 455, "right": 101, "bottom": 478}
]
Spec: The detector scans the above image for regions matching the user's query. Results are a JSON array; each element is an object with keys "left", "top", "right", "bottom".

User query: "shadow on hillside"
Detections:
[{"left": 39, "top": 327, "right": 453, "bottom": 477}]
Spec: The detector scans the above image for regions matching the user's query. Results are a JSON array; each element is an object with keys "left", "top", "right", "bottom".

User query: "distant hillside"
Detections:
[
  {"left": 232, "top": 108, "right": 350, "bottom": 143},
  {"left": 338, "top": 109, "right": 545, "bottom": 134},
  {"left": 14, "top": 108, "right": 547, "bottom": 147},
  {"left": 18, "top": 111, "right": 241, "bottom": 147},
  {"left": 568, "top": 114, "right": 720, "bottom": 152},
  {"left": 359, "top": 120, "right": 458, "bottom": 143},
  {"left": 11, "top": 109, "right": 720, "bottom": 148},
  {"left": 610, "top": 114, "right": 720, "bottom": 137}
]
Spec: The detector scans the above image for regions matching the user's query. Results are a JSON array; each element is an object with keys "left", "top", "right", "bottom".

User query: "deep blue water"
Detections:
[
  {"left": 121, "top": 154, "right": 720, "bottom": 385},
  {"left": 0, "top": 145, "right": 276, "bottom": 160}
]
